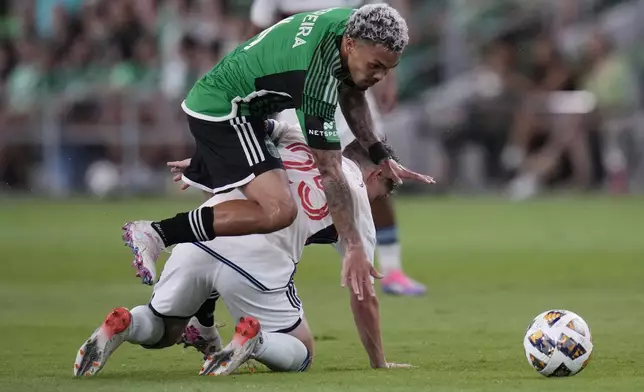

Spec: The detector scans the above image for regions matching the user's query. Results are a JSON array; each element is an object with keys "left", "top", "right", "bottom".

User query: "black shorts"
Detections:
[{"left": 182, "top": 115, "right": 284, "bottom": 194}]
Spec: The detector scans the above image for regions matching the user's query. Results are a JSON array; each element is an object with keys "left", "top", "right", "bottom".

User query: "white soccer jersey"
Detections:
[{"left": 192, "top": 122, "right": 376, "bottom": 290}]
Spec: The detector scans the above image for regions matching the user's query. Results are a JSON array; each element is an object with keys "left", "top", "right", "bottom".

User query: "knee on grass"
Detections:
[
  {"left": 129, "top": 306, "right": 185, "bottom": 349},
  {"left": 144, "top": 319, "right": 187, "bottom": 349}
]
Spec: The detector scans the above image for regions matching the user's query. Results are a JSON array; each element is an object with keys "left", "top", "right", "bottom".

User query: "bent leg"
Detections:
[
  {"left": 252, "top": 315, "right": 314, "bottom": 372},
  {"left": 213, "top": 168, "right": 298, "bottom": 236},
  {"left": 204, "top": 267, "right": 311, "bottom": 374}
]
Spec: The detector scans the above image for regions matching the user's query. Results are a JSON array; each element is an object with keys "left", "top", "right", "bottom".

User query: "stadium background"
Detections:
[
  {"left": 0, "top": 0, "right": 643, "bottom": 197},
  {"left": 1, "top": 1, "right": 643, "bottom": 392}
]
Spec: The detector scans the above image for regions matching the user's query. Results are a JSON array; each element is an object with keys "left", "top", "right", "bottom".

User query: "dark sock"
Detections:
[
  {"left": 151, "top": 207, "right": 216, "bottom": 247},
  {"left": 195, "top": 298, "right": 216, "bottom": 327}
]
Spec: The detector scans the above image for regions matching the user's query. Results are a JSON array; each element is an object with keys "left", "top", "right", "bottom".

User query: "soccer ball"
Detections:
[{"left": 523, "top": 309, "right": 593, "bottom": 377}]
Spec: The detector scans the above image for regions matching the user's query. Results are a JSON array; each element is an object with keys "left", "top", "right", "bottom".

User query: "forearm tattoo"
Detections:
[
  {"left": 338, "top": 84, "right": 379, "bottom": 150},
  {"left": 313, "top": 149, "right": 361, "bottom": 246}
]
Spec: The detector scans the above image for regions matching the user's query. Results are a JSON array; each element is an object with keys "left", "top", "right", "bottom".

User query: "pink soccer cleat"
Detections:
[
  {"left": 200, "top": 316, "right": 262, "bottom": 376},
  {"left": 381, "top": 270, "right": 427, "bottom": 296},
  {"left": 122, "top": 221, "right": 165, "bottom": 285}
]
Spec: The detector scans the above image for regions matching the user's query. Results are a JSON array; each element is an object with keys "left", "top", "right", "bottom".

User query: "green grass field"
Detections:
[{"left": 1, "top": 196, "right": 643, "bottom": 391}]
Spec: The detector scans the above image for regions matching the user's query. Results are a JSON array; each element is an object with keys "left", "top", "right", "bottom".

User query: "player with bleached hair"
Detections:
[
  {"left": 248, "top": 0, "right": 427, "bottom": 296},
  {"left": 122, "top": 4, "right": 433, "bottom": 305},
  {"left": 74, "top": 121, "right": 413, "bottom": 377}
]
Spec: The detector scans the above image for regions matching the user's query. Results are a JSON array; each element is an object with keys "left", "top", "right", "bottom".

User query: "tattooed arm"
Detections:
[
  {"left": 338, "top": 83, "right": 435, "bottom": 186},
  {"left": 311, "top": 147, "right": 377, "bottom": 300},
  {"left": 338, "top": 83, "right": 380, "bottom": 150},
  {"left": 311, "top": 148, "right": 362, "bottom": 246}
]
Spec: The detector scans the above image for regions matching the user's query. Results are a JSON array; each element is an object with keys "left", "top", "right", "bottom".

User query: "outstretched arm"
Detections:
[
  {"left": 338, "top": 83, "right": 436, "bottom": 186},
  {"left": 350, "top": 290, "right": 387, "bottom": 368},
  {"left": 334, "top": 230, "right": 387, "bottom": 368},
  {"left": 294, "top": 104, "right": 378, "bottom": 301}
]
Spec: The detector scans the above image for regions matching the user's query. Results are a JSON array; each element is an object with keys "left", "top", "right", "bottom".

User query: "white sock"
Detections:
[
  {"left": 187, "top": 317, "right": 223, "bottom": 352},
  {"left": 193, "top": 318, "right": 221, "bottom": 340},
  {"left": 253, "top": 332, "right": 310, "bottom": 372},
  {"left": 126, "top": 306, "right": 164, "bottom": 346},
  {"left": 377, "top": 242, "right": 402, "bottom": 275}
]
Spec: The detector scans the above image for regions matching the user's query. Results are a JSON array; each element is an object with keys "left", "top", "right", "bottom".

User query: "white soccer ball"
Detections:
[{"left": 523, "top": 309, "right": 593, "bottom": 377}]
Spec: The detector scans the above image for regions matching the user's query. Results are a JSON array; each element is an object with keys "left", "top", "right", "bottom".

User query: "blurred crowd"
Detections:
[
  {"left": 435, "top": 28, "right": 642, "bottom": 199},
  {"left": 0, "top": 0, "right": 254, "bottom": 191},
  {"left": 0, "top": 0, "right": 642, "bottom": 198}
]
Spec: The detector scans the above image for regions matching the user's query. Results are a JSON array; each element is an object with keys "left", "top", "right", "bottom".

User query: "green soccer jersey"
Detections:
[{"left": 182, "top": 7, "right": 355, "bottom": 150}]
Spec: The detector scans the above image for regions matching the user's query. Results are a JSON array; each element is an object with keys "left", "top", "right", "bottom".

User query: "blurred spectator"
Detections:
[
  {"left": 3, "top": 38, "right": 44, "bottom": 121},
  {"left": 503, "top": 35, "right": 599, "bottom": 200},
  {"left": 441, "top": 37, "right": 528, "bottom": 189},
  {"left": 0, "top": 0, "right": 641, "bottom": 196},
  {"left": 582, "top": 32, "right": 637, "bottom": 193},
  {"left": 35, "top": 0, "right": 82, "bottom": 38},
  {"left": 583, "top": 32, "right": 636, "bottom": 116}
]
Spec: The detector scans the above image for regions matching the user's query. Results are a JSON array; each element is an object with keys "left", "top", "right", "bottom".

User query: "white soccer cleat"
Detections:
[
  {"left": 122, "top": 221, "right": 164, "bottom": 285},
  {"left": 73, "top": 307, "right": 132, "bottom": 377},
  {"left": 200, "top": 316, "right": 262, "bottom": 376},
  {"left": 180, "top": 317, "right": 224, "bottom": 359}
]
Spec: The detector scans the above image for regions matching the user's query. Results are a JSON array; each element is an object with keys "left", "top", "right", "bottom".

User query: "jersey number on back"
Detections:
[
  {"left": 283, "top": 142, "right": 329, "bottom": 221},
  {"left": 244, "top": 16, "right": 295, "bottom": 50}
]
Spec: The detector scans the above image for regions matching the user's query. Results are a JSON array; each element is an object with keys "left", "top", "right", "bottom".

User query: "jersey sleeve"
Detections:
[
  {"left": 295, "top": 109, "right": 340, "bottom": 151},
  {"left": 250, "top": 0, "right": 278, "bottom": 29},
  {"left": 294, "top": 33, "right": 343, "bottom": 151}
]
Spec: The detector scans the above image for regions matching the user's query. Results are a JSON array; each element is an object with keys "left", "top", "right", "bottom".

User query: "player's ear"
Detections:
[
  {"left": 366, "top": 168, "right": 381, "bottom": 183},
  {"left": 344, "top": 37, "right": 356, "bottom": 53}
]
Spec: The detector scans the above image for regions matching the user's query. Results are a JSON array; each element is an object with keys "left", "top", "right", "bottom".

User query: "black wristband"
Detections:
[{"left": 369, "top": 142, "right": 390, "bottom": 164}]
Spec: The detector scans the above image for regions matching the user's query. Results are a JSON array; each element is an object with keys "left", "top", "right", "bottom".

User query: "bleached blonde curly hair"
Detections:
[{"left": 345, "top": 3, "right": 409, "bottom": 53}]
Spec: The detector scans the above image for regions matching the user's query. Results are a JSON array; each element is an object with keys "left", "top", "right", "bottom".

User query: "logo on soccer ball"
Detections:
[
  {"left": 529, "top": 354, "right": 546, "bottom": 371},
  {"left": 550, "top": 363, "right": 573, "bottom": 377},
  {"left": 528, "top": 330, "right": 556, "bottom": 357},
  {"left": 557, "top": 333, "right": 587, "bottom": 360},
  {"left": 543, "top": 311, "right": 565, "bottom": 327},
  {"left": 566, "top": 319, "right": 586, "bottom": 336}
]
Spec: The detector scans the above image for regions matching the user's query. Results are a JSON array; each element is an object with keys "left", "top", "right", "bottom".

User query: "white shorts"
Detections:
[
  {"left": 277, "top": 90, "right": 383, "bottom": 149},
  {"left": 149, "top": 243, "right": 304, "bottom": 333}
]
